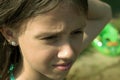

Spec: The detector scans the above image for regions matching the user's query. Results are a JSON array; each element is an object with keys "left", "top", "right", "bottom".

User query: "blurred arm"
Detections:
[{"left": 81, "top": 0, "right": 112, "bottom": 52}]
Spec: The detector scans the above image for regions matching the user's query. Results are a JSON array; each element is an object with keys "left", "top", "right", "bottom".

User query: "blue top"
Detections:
[
  {"left": 10, "top": 73, "right": 15, "bottom": 80},
  {"left": 9, "top": 64, "right": 15, "bottom": 80}
]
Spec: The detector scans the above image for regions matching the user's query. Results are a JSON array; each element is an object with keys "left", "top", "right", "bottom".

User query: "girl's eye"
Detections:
[
  {"left": 39, "top": 35, "right": 59, "bottom": 44},
  {"left": 71, "top": 30, "right": 83, "bottom": 35},
  {"left": 42, "top": 35, "right": 58, "bottom": 41}
]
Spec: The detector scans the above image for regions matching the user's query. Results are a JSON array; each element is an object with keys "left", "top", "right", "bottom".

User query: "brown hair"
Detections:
[{"left": 0, "top": 0, "right": 88, "bottom": 80}]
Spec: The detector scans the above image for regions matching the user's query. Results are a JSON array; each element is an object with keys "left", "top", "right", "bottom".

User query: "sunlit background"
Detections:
[{"left": 66, "top": 0, "right": 120, "bottom": 80}]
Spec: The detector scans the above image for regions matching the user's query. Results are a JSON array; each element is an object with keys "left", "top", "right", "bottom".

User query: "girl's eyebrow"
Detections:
[
  {"left": 34, "top": 21, "right": 86, "bottom": 38},
  {"left": 73, "top": 27, "right": 84, "bottom": 31},
  {"left": 34, "top": 20, "right": 86, "bottom": 38},
  {"left": 34, "top": 31, "right": 62, "bottom": 39},
  {"left": 35, "top": 27, "right": 84, "bottom": 39}
]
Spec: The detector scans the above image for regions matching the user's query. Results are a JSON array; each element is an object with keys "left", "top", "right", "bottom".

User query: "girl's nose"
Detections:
[{"left": 57, "top": 42, "right": 75, "bottom": 60}]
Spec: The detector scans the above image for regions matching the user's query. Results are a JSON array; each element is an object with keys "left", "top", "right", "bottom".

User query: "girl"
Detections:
[{"left": 0, "top": 0, "right": 111, "bottom": 80}]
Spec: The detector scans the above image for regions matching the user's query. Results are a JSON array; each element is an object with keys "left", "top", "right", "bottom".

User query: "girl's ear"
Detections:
[{"left": 0, "top": 27, "right": 18, "bottom": 46}]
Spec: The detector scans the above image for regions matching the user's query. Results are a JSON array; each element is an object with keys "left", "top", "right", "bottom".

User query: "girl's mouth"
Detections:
[{"left": 53, "top": 62, "right": 73, "bottom": 71}]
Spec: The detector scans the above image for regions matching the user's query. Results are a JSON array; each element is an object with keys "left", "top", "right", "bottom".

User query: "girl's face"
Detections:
[{"left": 17, "top": 2, "right": 86, "bottom": 80}]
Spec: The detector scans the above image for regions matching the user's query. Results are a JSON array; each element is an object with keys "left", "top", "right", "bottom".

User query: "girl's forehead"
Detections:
[
  {"left": 27, "top": 5, "right": 86, "bottom": 28},
  {"left": 46, "top": 0, "right": 83, "bottom": 16},
  {"left": 24, "top": 1, "right": 84, "bottom": 22},
  {"left": 24, "top": 14, "right": 86, "bottom": 36},
  {"left": 25, "top": 1, "right": 86, "bottom": 25},
  {"left": 19, "top": 1, "right": 86, "bottom": 35}
]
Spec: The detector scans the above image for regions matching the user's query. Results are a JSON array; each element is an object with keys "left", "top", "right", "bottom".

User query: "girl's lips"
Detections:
[{"left": 53, "top": 62, "right": 73, "bottom": 71}]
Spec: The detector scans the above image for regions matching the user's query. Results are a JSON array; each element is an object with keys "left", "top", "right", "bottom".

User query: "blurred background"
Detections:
[{"left": 66, "top": 0, "right": 120, "bottom": 80}]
